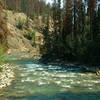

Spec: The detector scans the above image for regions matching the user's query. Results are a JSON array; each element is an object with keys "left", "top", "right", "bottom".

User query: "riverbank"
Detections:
[
  {"left": 0, "top": 63, "right": 15, "bottom": 89},
  {"left": 39, "top": 56, "right": 100, "bottom": 74}
]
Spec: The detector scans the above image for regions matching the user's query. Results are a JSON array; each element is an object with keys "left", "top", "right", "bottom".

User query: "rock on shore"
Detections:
[{"left": 0, "top": 63, "right": 15, "bottom": 89}]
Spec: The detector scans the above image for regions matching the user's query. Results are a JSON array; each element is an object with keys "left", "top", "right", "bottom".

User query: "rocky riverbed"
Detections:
[{"left": 0, "top": 63, "right": 15, "bottom": 89}]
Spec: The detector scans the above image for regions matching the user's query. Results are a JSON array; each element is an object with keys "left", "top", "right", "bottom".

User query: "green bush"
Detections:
[
  {"left": 16, "top": 17, "right": 26, "bottom": 29},
  {"left": 0, "top": 47, "right": 6, "bottom": 72},
  {"left": 0, "top": 47, "right": 6, "bottom": 64},
  {"left": 24, "top": 29, "right": 36, "bottom": 40}
]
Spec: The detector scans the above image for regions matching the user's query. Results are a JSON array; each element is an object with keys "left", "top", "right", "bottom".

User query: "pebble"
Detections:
[{"left": 0, "top": 63, "right": 15, "bottom": 89}]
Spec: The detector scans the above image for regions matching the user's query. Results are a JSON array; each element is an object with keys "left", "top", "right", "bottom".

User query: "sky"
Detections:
[
  {"left": 46, "top": 0, "right": 53, "bottom": 4},
  {"left": 45, "top": 0, "right": 63, "bottom": 7}
]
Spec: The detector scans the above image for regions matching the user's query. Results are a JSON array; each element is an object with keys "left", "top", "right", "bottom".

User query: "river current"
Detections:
[{"left": 0, "top": 60, "right": 100, "bottom": 100}]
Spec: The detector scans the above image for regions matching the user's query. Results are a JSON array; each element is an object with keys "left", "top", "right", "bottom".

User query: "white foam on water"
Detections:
[
  {"left": 55, "top": 81, "right": 61, "bottom": 85},
  {"left": 55, "top": 74, "right": 67, "bottom": 78},
  {"left": 61, "top": 85, "right": 71, "bottom": 88},
  {"left": 83, "top": 80, "right": 100, "bottom": 83},
  {"left": 76, "top": 81, "right": 81, "bottom": 84},
  {"left": 38, "top": 81, "right": 48, "bottom": 86},
  {"left": 88, "top": 87, "right": 93, "bottom": 90}
]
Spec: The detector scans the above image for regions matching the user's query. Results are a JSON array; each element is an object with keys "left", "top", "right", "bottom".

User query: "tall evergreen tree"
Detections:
[
  {"left": 63, "top": 0, "right": 73, "bottom": 41},
  {"left": 88, "top": 0, "right": 97, "bottom": 40}
]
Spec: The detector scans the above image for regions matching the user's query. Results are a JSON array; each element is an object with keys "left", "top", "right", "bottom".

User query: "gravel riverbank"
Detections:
[{"left": 0, "top": 63, "right": 15, "bottom": 89}]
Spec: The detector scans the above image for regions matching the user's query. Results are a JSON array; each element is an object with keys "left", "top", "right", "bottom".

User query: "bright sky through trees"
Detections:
[
  {"left": 46, "top": 0, "right": 53, "bottom": 4},
  {"left": 46, "top": 0, "right": 63, "bottom": 7}
]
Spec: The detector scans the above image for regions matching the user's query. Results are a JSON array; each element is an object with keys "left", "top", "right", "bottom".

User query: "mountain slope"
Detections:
[{"left": 0, "top": 1, "right": 44, "bottom": 59}]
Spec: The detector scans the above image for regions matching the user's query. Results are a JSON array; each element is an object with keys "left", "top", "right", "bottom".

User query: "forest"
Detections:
[
  {"left": 0, "top": 0, "right": 100, "bottom": 100},
  {"left": 41, "top": 0, "right": 100, "bottom": 65}
]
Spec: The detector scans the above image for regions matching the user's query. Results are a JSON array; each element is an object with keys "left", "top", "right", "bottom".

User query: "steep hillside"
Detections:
[
  {"left": 4, "top": 10, "right": 34, "bottom": 51},
  {"left": 0, "top": 1, "right": 9, "bottom": 44},
  {"left": 0, "top": 1, "right": 43, "bottom": 58}
]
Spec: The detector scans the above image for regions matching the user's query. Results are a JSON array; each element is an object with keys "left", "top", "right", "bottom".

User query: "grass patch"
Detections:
[
  {"left": 0, "top": 48, "right": 5, "bottom": 72},
  {"left": 0, "top": 45, "right": 7, "bottom": 64},
  {"left": 0, "top": 45, "right": 7, "bottom": 72}
]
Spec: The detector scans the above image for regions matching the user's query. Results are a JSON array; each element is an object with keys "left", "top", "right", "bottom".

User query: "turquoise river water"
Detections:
[{"left": 0, "top": 60, "right": 100, "bottom": 100}]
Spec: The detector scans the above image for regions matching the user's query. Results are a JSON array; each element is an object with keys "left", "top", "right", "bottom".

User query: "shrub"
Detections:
[
  {"left": 16, "top": 17, "right": 26, "bottom": 29},
  {"left": 0, "top": 47, "right": 6, "bottom": 64},
  {"left": 24, "top": 29, "right": 36, "bottom": 40},
  {"left": 0, "top": 47, "right": 6, "bottom": 72}
]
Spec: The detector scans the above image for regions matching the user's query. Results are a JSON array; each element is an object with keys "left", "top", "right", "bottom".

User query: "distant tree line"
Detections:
[
  {"left": 4, "top": 0, "right": 51, "bottom": 28},
  {"left": 5, "top": 0, "right": 50, "bottom": 18}
]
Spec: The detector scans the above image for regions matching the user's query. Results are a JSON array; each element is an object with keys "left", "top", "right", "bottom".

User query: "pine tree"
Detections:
[
  {"left": 77, "top": 0, "right": 85, "bottom": 39},
  {"left": 63, "top": 0, "right": 73, "bottom": 39},
  {"left": 88, "top": 0, "right": 97, "bottom": 40}
]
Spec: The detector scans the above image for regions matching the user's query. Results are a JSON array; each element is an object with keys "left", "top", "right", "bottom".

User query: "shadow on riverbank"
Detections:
[
  {"left": 39, "top": 56, "right": 100, "bottom": 74},
  {"left": 6, "top": 57, "right": 100, "bottom": 74},
  {"left": 5, "top": 50, "right": 100, "bottom": 74}
]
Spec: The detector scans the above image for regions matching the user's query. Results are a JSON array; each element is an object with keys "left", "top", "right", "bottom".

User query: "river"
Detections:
[{"left": 0, "top": 59, "right": 100, "bottom": 100}]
